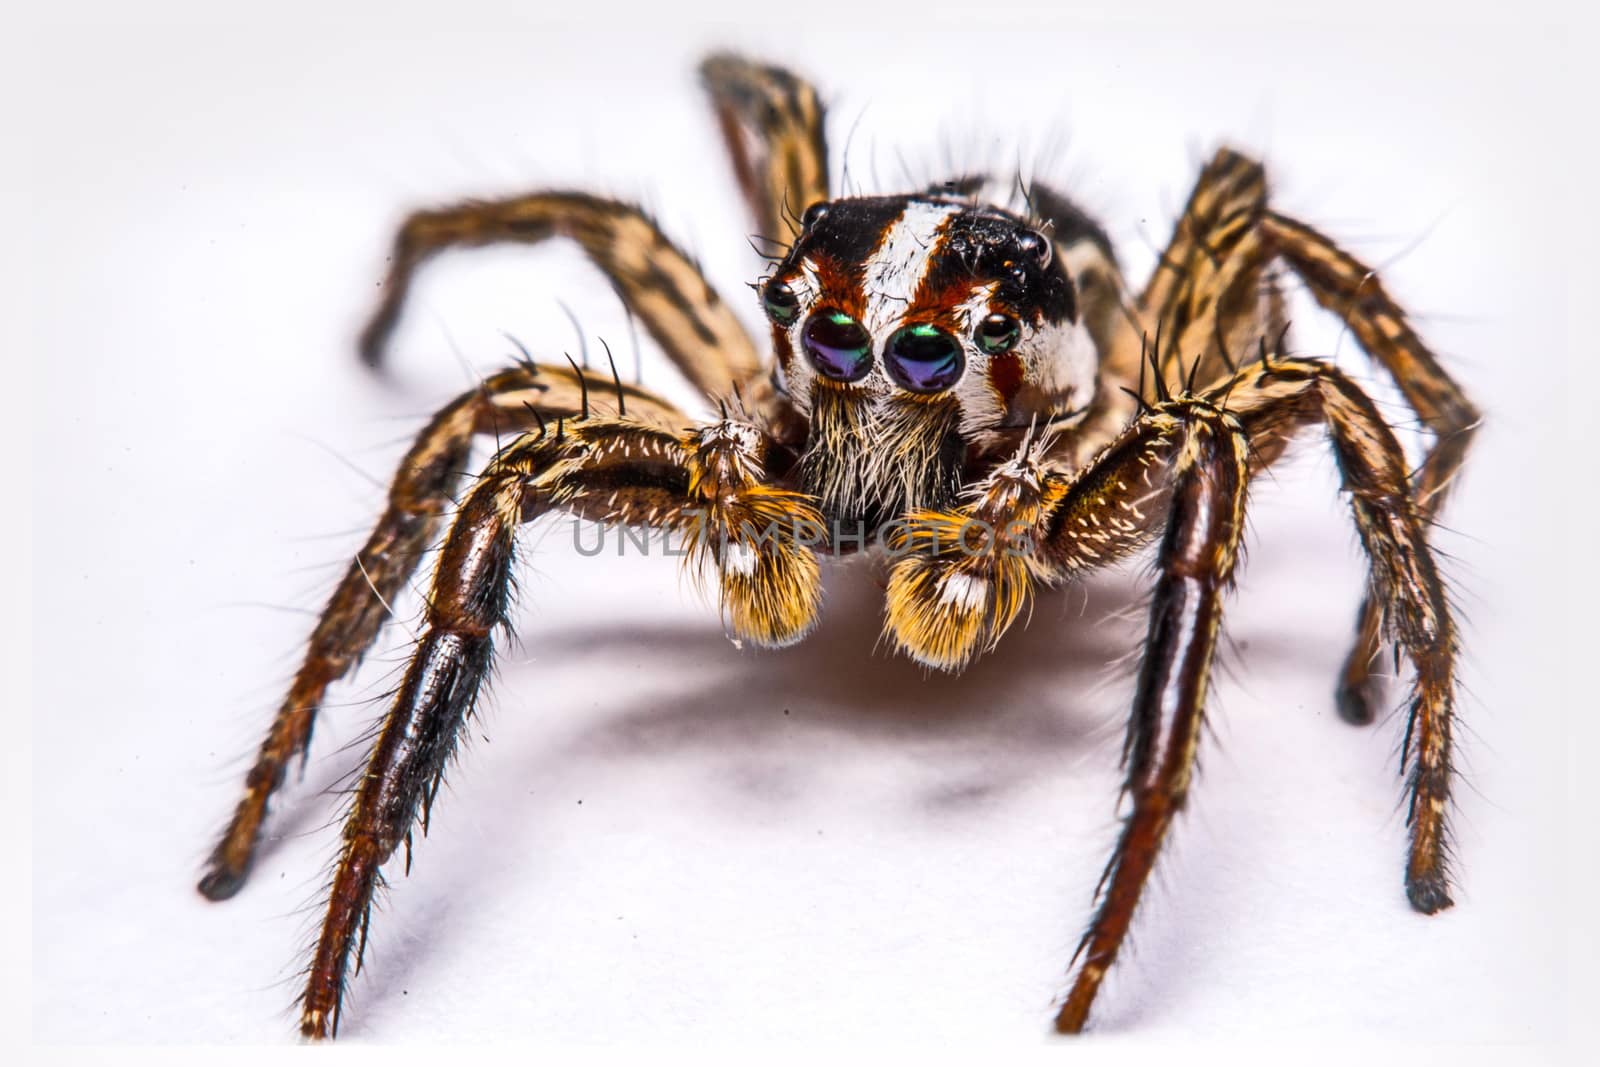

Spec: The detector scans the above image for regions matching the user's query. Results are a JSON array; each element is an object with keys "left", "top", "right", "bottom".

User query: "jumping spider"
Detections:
[{"left": 199, "top": 53, "right": 1478, "bottom": 1039}]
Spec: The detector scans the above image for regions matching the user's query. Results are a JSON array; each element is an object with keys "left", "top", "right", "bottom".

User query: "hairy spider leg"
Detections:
[
  {"left": 1050, "top": 365, "right": 1458, "bottom": 1031},
  {"left": 1141, "top": 148, "right": 1282, "bottom": 394},
  {"left": 198, "top": 363, "right": 688, "bottom": 900},
  {"left": 1214, "top": 357, "right": 1461, "bottom": 915},
  {"left": 701, "top": 52, "right": 831, "bottom": 245},
  {"left": 1143, "top": 150, "right": 1477, "bottom": 726},
  {"left": 1259, "top": 212, "right": 1479, "bottom": 723},
  {"left": 883, "top": 367, "right": 1459, "bottom": 1030},
  {"left": 299, "top": 414, "right": 823, "bottom": 1038},
  {"left": 356, "top": 193, "right": 766, "bottom": 404},
  {"left": 359, "top": 54, "right": 834, "bottom": 412},
  {"left": 1052, "top": 399, "right": 1252, "bottom": 1034}
]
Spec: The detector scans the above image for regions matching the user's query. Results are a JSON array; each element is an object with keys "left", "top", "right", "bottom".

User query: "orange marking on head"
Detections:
[{"left": 811, "top": 257, "right": 868, "bottom": 320}]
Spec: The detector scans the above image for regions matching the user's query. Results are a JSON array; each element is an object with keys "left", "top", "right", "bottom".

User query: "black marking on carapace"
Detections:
[
  {"left": 770, "top": 195, "right": 1077, "bottom": 332},
  {"left": 770, "top": 196, "right": 918, "bottom": 307},
  {"left": 914, "top": 203, "right": 1077, "bottom": 327}
]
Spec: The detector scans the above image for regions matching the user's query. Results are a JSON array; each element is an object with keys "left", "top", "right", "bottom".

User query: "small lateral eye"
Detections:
[
  {"left": 978, "top": 313, "right": 1021, "bottom": 354},
  {"left": 763, "top": 279, "right": 801, "bottom": 326},
  {"left": 1016, "top": 228, "right": 1052, "bottom": 267},
  {"left": 801, "top": 202, "right": 830, "bottom": 229}
]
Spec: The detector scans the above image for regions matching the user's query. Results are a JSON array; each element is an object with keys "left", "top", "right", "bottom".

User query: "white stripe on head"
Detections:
[{"left": 860, "top": 201, "right": 961, "bottom": 335}]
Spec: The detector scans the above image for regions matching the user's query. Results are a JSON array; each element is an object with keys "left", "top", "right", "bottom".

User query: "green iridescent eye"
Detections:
[
  {"left": 763, "top": 279, "right": 801, "bottom": 326},
  {"left": 978, "top": 313, "right": 1021, "bottom": 354}
]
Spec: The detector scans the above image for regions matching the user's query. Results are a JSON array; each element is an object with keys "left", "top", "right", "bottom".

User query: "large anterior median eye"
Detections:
[
  {"left": 885, "top": 323, "right": 965, "bottom": 393},
  {"left": 801, "top": 309, "right": 874, "bottom": 381},
  {"left": 763, "top": 279, "right": 801, "bottom": 326}
]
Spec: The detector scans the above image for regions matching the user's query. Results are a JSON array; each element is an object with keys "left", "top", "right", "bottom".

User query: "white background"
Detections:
[{"left": 17, "top": 0, "right": 1595, "bottom": 1062}]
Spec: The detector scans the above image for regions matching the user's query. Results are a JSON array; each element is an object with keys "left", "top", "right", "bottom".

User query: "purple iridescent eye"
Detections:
[
  {"left": 885, "top": 324, "right": 965, "bottom": 393},
  {"left": 801, "top": 310, "right": 873, "bottom": 381}
]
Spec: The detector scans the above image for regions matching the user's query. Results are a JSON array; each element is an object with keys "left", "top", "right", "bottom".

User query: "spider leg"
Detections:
[
  {"left": 700, "top": 53, "right": 830, "bottom": 244},
  {"left": 1139, "top": 149, "right": 1279, "bottom": 398},
  {"left": 884, "top": 399, "right": 1253, "bottom": 1032},
  {"left": 1259, "top": 212, "right": 1479, "bottom": 723},
  {"left": 198, "top": 362, "right": 689, "bottom": 901},
  {"left": 298, "top": 414, "right": 821, "bottom": 1038},
  {"left": 887, "top": 375, "right": 1454, "bottom": 1030},
  {"left": 1142, "top": 150, "right": 1479, "bottom": 724},
  {"left": 1209, "top": 356, "right": 1460, "bottom": 914},
  {"left": 356, "top": 192, "right": 766, "bottom": 404},
  {"left": 1054, "top": 399, "right": 1251, "bottom": 1034},
  {"left": 301, "top": 430, "right": 554, "bottom": 1040}
]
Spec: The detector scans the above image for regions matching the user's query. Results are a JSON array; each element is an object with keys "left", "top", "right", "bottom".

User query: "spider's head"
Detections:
[{"left": 759, "top": 195, "right": 1100, "bottom": 528}]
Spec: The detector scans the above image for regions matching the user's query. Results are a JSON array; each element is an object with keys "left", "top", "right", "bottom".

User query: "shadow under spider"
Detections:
[
  {"left": 256, "top": 564, "right": 1152, "bottom": 884},
  {"left": 513, "top": 559, "right": 1327, "bottom": 773},
  {"left": 262, "top": 547, "right": 1334, "bottom": 857},
  {"left": 317, "top": 558, "right": 1338, "bottom": 1035},
  {"left": 535, "top": 566, "right": 1141, "bottom": 760}
]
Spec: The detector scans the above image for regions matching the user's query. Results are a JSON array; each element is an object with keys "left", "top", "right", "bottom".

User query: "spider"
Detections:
[{"left": 198, "top": 52, "right": 1478, "bottom": 1039}]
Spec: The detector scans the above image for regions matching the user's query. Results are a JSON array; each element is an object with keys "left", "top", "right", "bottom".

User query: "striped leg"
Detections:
[
  {"left": 1260, "top": 213, "right": 1479, "bottom": 723},
  {"left": 884, "top": 372, "right": 1456, "bottom": 1031},
  {"left": 700, "top": 53, "right": 830, "bottom": 244},
  {"left": 1215, "top": 357, "right": 1460, "bottom": 914},
  {"left": 1140, "top": 148, "right": 1279, "bottom": 396},
  {"left": 198, "top": 362, "right": 688, "bottom": 901},
  {"left": 1143, "top": 150, "right": 1478, "bottom": 724},
  {"left": 1049, "top": 402, "right": 1252, "bottom": 1033},
  {"left": 300, "top": 430, "right": 552, "bottom": 1040},
  {"left": 1052, "top": 362, "right": 1459, "bottom": 1032},
  {"left": 299, "top": 414, "right": 822, "bottom": 1038},
  {"left": 881, "top": 398, "right": 1252, "bottom": 1031},
  {"left": 1056, "top": 362, "right": 1458, "bottom": 1032},
  {"left": 357, "top": 192, "right": 766, "bottom": 402}
]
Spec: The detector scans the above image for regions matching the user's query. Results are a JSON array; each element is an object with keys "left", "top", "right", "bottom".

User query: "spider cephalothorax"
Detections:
[
  {"left": 201, "top": 53, "right": 1479, "bottom": 1040},
  {"left": 767, "top": 195, "right": 1098, "bottom": 531}
]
